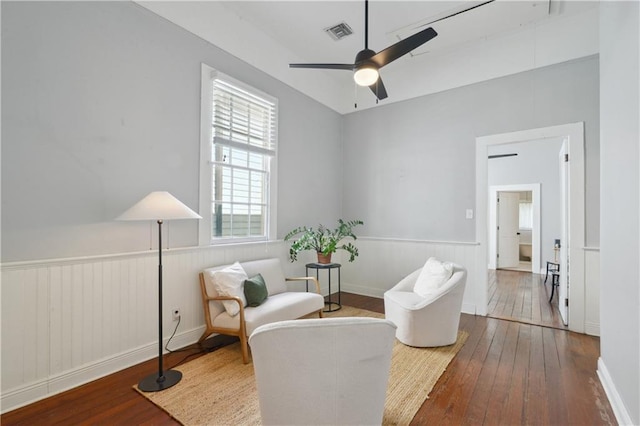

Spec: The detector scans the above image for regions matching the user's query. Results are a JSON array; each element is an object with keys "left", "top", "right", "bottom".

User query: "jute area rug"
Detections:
[{"left": 136, "top": 306, "right": 468, "bottom": 425}]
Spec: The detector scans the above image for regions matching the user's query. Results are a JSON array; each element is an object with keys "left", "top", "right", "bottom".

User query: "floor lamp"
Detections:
[{"left": 117, "top": 191, "right": 201, "bottom": 392}]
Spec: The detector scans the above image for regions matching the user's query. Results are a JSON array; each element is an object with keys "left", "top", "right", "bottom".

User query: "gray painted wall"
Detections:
[
  {"left": 488, "top": 138, "right": 563, "bottom": 267},
  {"left": 1, "top": 1, "right": 343, "bottom": 262},
  {"left": 342, "top": 57, "right": 600, "bottom": 246},
  {"left": 4, "top": 2, "right": 639, "bottom": 421},
  {"left": 600, "top": 2, "right": 640, "bottom": 424}
]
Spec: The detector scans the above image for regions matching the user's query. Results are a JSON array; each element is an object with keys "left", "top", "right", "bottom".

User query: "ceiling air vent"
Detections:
[{"left": 324, "top": 22, "right": 353, "bottom": 41}]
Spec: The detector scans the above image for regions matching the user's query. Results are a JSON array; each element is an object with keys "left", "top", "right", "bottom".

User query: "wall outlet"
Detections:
[{"left": 172, "top": 308, "right": 180, "bottom": 321}]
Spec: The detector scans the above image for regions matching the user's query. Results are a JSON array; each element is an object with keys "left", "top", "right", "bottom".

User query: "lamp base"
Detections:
[{"left": 138, "top": 369, "right": 182, "bottom": 392}]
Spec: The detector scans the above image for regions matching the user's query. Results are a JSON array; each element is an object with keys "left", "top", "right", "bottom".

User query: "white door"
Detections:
[
  {"left": 558, "top": 141, "right": 569, "bottom": 324},
  {"left": 497, "top": 192, "right": 520, "bottom": 268}
]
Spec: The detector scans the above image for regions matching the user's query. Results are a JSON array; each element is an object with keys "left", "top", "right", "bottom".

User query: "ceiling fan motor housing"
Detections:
[
  {"left": 353, "top": 48, "right": 380, "bottom": 86},
  {"left": 355, "top": 48, "right": 377, "bottom": 65}
]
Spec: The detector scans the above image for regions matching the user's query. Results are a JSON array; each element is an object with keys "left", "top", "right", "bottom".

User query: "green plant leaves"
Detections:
[{"left": 284, "top": 219, "right": 364, "bottom": 262}]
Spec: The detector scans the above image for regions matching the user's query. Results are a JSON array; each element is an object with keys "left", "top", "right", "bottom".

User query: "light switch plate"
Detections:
[{"left": 466, "top": 209, "right": 474, "bottom": 219}]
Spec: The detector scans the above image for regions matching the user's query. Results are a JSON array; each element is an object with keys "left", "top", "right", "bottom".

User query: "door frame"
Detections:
[
  {"left": 475, "top": 122, "right": 585, "bottom": 333},
  {"left": 558, "top": 141, "right": 569, "bottom": 324},
  {"left": 489, "top": 184, "right": 541, "bottom": 273}
]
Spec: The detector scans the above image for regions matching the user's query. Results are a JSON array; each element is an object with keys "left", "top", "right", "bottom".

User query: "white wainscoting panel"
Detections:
[
  {"left": 8, "top": 237, "right": 588, "bottom": 413},
  {"left": 339, "top": 237, "right": 481, "bottom": 315},
  {"left": 1, "top": 241, "right": 290, "bottom": 413}
]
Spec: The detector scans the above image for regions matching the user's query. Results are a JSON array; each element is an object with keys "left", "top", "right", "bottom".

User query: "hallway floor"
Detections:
[{"left": 488, "top": 269, "right": 566, "bottom": 329}]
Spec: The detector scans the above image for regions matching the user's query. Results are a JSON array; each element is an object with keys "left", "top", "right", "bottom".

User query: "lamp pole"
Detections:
[
  {"left": 138, "top": 219, "right": 182, "bottom": 391},
  {"left": 156, "top": 219, "right": 165, "bottom": 383},
  {"left": 116, "top": 191, "right": 200, "bottom": 392}
]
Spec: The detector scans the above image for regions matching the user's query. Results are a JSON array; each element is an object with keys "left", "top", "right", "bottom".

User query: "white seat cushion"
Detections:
[
  {"left": 413, "top": 257, "right": 453, "bottom": 298},
  {"left": 384, "top": 290, "right": 428, "bottom": 310},
  {"left": 213, "top": 291, "right": 324, "bottom": 336}
]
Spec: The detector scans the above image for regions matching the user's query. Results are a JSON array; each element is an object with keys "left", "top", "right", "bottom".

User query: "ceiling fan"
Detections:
[{"left": 289, "top": 0, "right": 495, "bottom": 102}]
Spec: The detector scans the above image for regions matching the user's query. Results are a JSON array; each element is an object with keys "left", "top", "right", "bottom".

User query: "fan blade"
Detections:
[
  {"left": 289, "top": 63, "right": 354, "bottom": 70},
  {"left": 369, "top": 27, "right": 437, "bottom": 68},
  {"left": 369, "top": 77, "right": 388, "bottom": 100}
]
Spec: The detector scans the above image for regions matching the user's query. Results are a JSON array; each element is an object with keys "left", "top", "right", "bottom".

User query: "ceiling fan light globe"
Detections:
[{"left": 354, "top": 67, "right": 379, "bottom": 86}]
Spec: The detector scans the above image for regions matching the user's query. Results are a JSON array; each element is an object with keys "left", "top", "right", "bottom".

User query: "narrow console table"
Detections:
[{"left": 306, "top": 262, "right": 341, "bottom": 312}]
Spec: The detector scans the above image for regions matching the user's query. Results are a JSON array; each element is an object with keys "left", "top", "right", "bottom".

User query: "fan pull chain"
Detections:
[{"left": 354, "top": 81, "right": 358, "bottom": 109}]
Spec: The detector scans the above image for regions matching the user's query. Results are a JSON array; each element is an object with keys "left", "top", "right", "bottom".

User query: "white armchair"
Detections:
[
  {"left": 249, "top": 317, "right": 396, "bottom": 426},
  {"left": 384, "top": 261, "right": 466, "bottom": 347}
]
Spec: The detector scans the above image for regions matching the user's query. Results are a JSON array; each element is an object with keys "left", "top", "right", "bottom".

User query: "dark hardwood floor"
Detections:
[
  {"left": 2, "top": 292, "right": 615, "bottom": 425},
  {"left": 488, "top": 269, "right": 567, "bottom": 329}
]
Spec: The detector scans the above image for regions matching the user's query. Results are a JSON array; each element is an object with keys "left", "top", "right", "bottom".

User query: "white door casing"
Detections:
[
  {"left": 497, "top": 192, "right": 520, "bottom": 268},
  {"left": 558, "top": 140, "right": 569, "bottom": 325}
]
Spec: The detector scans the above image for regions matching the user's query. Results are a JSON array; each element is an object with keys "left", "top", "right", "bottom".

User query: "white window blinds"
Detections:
[
  {"left": 210, "top": 75, "right": 277, "bottom": 240},
  {"left": 212, "top": 78, "right": 276, "bottom": 156}
]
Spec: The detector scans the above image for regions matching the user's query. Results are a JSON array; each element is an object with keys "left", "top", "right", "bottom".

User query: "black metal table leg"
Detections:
[{"left": 305, "top": 262, "right": 342, "bottom": 312}]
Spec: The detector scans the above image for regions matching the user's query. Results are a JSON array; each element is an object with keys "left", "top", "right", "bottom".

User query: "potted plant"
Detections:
[{"left": 284, "top": 219, "right": 364, "bottom": 264}]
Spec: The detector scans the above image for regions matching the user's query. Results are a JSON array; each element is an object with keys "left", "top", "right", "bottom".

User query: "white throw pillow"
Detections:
[
  {"left": 413, "top": 257, "right": 453, "bottom": 298},
  {"left": 209, "top": 262, "right": 248, "bottom": 316}
]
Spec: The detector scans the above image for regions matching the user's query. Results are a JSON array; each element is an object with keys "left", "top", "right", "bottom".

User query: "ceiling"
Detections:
[{"left": 137, "top": 1, "right": 599, "bottom": 114}]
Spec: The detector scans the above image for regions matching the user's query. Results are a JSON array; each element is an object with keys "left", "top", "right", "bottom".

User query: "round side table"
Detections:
[{"left": 305, "top": 262, "right": 341, "bottom": 312}]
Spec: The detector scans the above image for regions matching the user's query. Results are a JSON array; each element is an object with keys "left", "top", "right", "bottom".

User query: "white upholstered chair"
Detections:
[
  {"left": 384, "top": 262, "right": 466, "bottom": 347},
  {"left": 249, "top": 317, "right": 396, "bottom": 426}
]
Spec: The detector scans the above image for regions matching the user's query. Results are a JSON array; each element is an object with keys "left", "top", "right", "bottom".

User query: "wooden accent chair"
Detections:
[{"left": 198, "top": 258, "right": 324, "bottom": 363}]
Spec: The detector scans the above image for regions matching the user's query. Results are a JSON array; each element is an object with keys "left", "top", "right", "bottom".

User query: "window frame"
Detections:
[{"left": 199, "top": 64, "right": 278, "bottom": 245}]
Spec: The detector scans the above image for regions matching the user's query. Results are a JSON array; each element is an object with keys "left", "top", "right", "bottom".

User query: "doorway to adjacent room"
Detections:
[
  {"left": 475, "top": 123, "right": 585, "bottom": 332},
  {"left": 489, "top": 184, "right": 541, "bottom": 275}
]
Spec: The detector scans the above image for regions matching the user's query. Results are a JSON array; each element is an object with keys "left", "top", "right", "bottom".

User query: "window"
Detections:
[
  {"left": 200, "top": 65, "right": 278, "bottom": 244},
  {"left": 519, "top": 201, "right": 533, "bottom": 229}
]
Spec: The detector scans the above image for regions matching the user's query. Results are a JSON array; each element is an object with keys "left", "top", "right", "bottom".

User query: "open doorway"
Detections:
[
  {"left": 486, "top": 145, "right": 563, "bottom": 328},
  {"left": 499, "top": 191, "right": 533, "bottom": 272},
  {"left": 488, "top": 184, "right": 541, "bottom": 274},
  {"left": 475, "top": 123, "right": 586, "bottom": 333}
]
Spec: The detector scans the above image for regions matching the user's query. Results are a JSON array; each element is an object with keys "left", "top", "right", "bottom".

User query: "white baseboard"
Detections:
[
  {"left": 597, "top": 357, "right": 634, "bottom": 425},
  {"left": 1, "top": 326, "right": 204, "bottom": 414},
  {"left": 584, "top": 321, "right": 600, "bottom": 337},
  {"left": 0, "top": 380, "right": 49, "bottom": 415},
  {"left": 341, "top": 282, "right": 385, "bottom": 299},
  {"left": 461, "top": 303, "right": 477, "bottom": 315}
]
